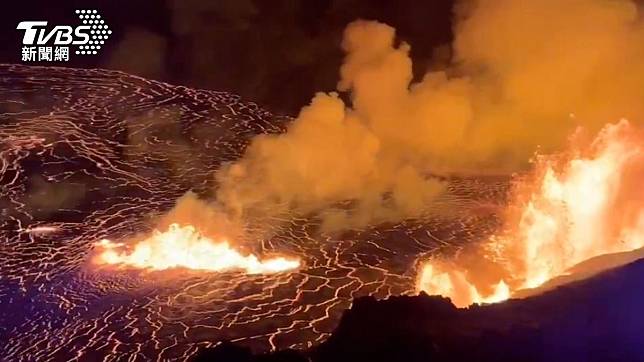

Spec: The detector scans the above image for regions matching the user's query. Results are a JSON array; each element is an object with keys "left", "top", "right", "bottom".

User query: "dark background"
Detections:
[{"left": 1, "top": 0, "right": 454, "bottom": 114}]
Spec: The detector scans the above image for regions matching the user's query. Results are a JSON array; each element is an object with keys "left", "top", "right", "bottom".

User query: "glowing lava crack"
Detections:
[{"left": 95, "top": 223, "right": 301, "bottom": 274}]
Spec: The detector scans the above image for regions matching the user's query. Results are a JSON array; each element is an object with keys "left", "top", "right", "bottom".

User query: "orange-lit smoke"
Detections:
[
  {"left": 107, "top": 0, "right": 644, "bottom": 273},
  {"left": 214, "top": 0, "right": 644, "bottom": 230},
  {"left": 418, "top": 120, "right": 644, "bottom": 307}
]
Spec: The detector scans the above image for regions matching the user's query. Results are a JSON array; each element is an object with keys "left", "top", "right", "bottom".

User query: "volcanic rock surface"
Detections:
[
  {"left": 193, "top": 258, "right": 644, "bottom": 362},
  {"left": 0, "top": 64, "right": 507, "bottom": 361}
]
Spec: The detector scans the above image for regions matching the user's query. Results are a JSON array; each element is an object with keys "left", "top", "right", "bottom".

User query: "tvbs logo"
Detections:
[
  {"left": 18, "top": 22, "right": 91, "bottom": 45},
  {"left": 17, "top": 10, "right": 111, "bottom": 62}
]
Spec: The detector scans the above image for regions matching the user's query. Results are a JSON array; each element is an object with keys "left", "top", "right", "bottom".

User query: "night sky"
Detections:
[{"left": 1, "top": 0, "right": 454, "bottom": 114}]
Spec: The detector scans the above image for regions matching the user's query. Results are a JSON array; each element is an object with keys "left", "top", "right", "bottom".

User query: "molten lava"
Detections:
[
  {"left": 95, "top": 223, "right": 301, "bottom": 274},
  {"left": 418, "top": 120, "right": 644, "bottom": 307}
]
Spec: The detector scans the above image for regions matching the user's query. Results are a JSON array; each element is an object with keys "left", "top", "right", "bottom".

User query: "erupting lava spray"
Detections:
[
  {"left": 92, "top": 194, "right": 301, "bottom": 274},
  {"left": 418, "top": 120, "right": 644, "bottom": 307},
  {"left": 95, "top": 223, "right": 300, "bottom": 274}
]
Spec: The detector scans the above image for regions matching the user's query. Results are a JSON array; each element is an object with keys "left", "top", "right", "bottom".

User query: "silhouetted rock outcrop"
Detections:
[{"left": 193, "top": 259, "right": 644, "bottom": 362}]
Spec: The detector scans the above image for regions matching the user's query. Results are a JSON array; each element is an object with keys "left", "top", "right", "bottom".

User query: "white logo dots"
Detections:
[{"left": 74, "top": 10, "right": 110, "bottom": 56}]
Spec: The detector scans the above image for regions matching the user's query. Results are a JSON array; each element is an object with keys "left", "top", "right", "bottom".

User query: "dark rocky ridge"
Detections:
[{"left": 193, "top": 258, "right": 644, "bottom": 362}]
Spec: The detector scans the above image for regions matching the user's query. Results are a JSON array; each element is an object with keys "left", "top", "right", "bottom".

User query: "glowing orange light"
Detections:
[
  {"left": 418, "top": 120, "right": 644, "bottom": 307},
  {"left": 94, "top": 223, "right": 300, "bottom": 274}
]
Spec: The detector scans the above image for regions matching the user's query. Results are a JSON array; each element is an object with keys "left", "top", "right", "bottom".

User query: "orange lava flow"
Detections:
[
  {"left": 418, "top": 120, "right": 644, "bottom": 307},
  {"left": 94, "top": 223, "right": 301, "bottom": 274}
]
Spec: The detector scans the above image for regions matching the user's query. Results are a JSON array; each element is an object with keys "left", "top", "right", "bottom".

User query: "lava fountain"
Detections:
[
  {"left": 94, "top": 223, "right": 301, "bottom": 274},
  {"left": 418, "top": 120, "right": 644, "bottom": 307}
]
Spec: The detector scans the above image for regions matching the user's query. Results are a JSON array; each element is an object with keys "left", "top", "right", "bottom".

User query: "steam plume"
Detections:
[{"left": 213, "top": 0, "right": 644, "bottom": 230}]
